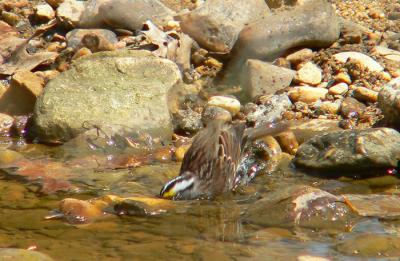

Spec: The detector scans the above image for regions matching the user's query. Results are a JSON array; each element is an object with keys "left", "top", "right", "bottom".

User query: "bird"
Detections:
[{"left": 160, "top": 120, "right": 290, "bottom": 200}]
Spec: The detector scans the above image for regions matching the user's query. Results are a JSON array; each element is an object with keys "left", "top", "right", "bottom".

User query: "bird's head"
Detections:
[{"left": 159, "top": 172, "right": 202, "bottom": 200}]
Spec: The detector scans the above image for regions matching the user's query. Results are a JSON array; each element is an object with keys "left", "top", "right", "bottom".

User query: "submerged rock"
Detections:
[
  {"left": 178, "top": 0, "right": 269, "bottom": 53},
  {"left": 343, "top": 194, "right": 400, "bottom": 219},
  {"left": 336, "top": 234, "right": 400, "bottom": 257},
  {"left": 378, "top": 77, "right": 400, "bottom": 128},
  {"left": 223, "top": 0, "right": 339, "bottom": 83},
  {"left": 245, "top": 185, "right": 353, "bottom": 230},
  {"left": 33, "top": 50, "right": 181, "bottom": 143},
  {"left": 294, "top": 128, "right": 400, "bottom": 174}
]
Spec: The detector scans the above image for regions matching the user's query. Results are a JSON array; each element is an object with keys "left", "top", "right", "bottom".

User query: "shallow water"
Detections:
[{"left": 0, "top": 141, "right": 399, "bottom": 261}]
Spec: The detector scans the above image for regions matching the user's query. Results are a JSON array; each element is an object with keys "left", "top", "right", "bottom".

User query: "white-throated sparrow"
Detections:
[{"left": 160, "top": 120, "right": 289, "bottom": 200}]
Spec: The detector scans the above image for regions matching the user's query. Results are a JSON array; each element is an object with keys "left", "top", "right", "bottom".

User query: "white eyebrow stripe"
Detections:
[{"left": 172, "top": 177, "right": 194, "bottom": 192}]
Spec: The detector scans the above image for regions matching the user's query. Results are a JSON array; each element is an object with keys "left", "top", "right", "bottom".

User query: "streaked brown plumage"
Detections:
[{"left": 160, "top": 120, "right": 289, "bottom": 200}]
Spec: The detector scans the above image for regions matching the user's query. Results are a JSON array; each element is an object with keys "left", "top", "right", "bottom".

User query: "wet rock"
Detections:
[
  {"left": 372, "top": 46, "right": 400, "bottom": 63},
  {"left": 245, "top": 185, "right": 353, "bottom": 229},
  {"left": 241, "top": 59, "right": 295, "bottom": 100},
  {"left": 333, "top": 52, "right": 384, "bottom": 73},
  {"left": 294, "top": 128, "right": 400, "bottom": 174},
  {"left": 174, "top": 143, "right": 191, "bottom": 162},
  {"left": 245, "top": 94, "right": 292, "bottom": 126},
  {"left": 33, "top": 50, "right": 181, "bottom": 143},
  {"left": 56, "top": 0, "right": 85, "bottom": 28},
  {"left": 343, "top": 194, "right": 400, "bottom": 219},
  {"left": 378, "top": 77, "right": 400, "bottom": 127},
  {"left": 295, "top": 62, "right": 322, "bottom": 85},
  {"left": 353, "top": 86, "right": 378, "bottom": 103},
  {"left": 178, "top": 0, "right": 269, "bottom": 53},
  {"left": 336, "top": 234, "right": 400, "bottom": 257},
  {"left": 174, "top": 108, "right": 203, "bottom": 134},
  {"left": 329, "top": 82, "right": 348, "bottom": 95},
  {"left": 66, "top": 29, "right": 118, "bottom": 52},
  {"left": 202, "top": 106, "right": 232, "bottom": 125},
  {"left": 1, "top": 11, "right": 19, "bottom": 26},
  {"left": 0, "top": 71, "right": 44, "bottom": 115},
  {"left": 0, "top": 113, "right": 14, "bottom": 136},
  {"left": 0, "top": 248, "right": 54, "bottom": 261},
  {"left": 57, "top": 197, "right": 105, "bottom": 224},
  {"left": 35, "top": 3, "right": 55, "bottom": 22},
  {"left": 288, "top": 86, "right": 328, "bottom": 104},
  {"left": 113, "top": 195, "right": 174, "bottom": 216},
  {"left": 286, "top": 48, "right": 313, "bottom": 65},
  {"left": 339, "top": 97, "right": 366, "bottom": 119},
  {"left": 223, "top": 0, "right": 339, "bottom": 83},
  {"left": 207, "top": 96, "right": 240, "bottom": 116},
  {"left": 0, "top": 149, "right": 24, "bottom": 165},
  {"left": 275, "top": 131, "right": 299, "bottom": 154},
  {"left": 79, "top": 0, "right": 175, "bottom": 30},
  {"left": 290, "top": 119, "right": 341, "bottom": 144}
]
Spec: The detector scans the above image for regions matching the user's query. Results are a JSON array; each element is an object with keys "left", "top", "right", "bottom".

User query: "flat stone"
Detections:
[
  {"left": 33, "top": 50, "right": 181, "bottom": 143},
  {"left": 56, "top": 0, "right": 85, "bottom": 28},
  {"left": 35, "top": 3, "right": 55, "bottom": 21},
  {"left": 372, "top": 46, "right": 400, "bottom": 62},
  {"left": 241, "top": 59, "right": 295, "bottom": 100},
  {"left": 329, "top": 82, "right": 348, "bottom": 95},
  {"left": 288, "top": 86, "right": 328, "bottom": 104},
  {"left": 0, "top": 71, "right": 44, "bottom": 115},
  {"left": 336, "top": 234, "right": 400, "bottom": 257},
  {"left": 378, "top": 77, "right": 400, "bottom": 127},
  {"left": 294, "top": 128, "right": 400, "bottom": 173},
  {"left": 178, "top": 0, "right": 269, "bottom": 53},
  {"left": 333, "top": 51, "right": 384, "bottom": 72},
  {"left": 290, "top": 119, "right": 341, "bottom": 144},
  {"left": 207, "top": 96, "right": 241, "bottom": 116},
  {"left": 223, "top": 0, "right": 339, "bottom": 84},
  {"left": 353, "top": 86, "right": 378, "bottom": 103},
  {"left": 295, "top": 62, "right": 322, "bottom": 85},
  {"left": 343, "top": 194, "right": 400, "bottom": 218}
]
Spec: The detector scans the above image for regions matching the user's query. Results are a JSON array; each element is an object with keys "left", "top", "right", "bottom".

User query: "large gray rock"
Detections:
[
  {"left": 178, "top": 0, "right": 270, "bottom": 53},
  {"left": 0, "top": 248, "right": 54, "bottom": 261},
  {"left": 294, "top": 128, "right": 400, "bottom": 173},
  {"left": 241, "top": 59, "right": 295, "bottom": 100},
  {"left": 79, "top": 0, "right": 175, "bottom": 30},
  {"left": 33, "top": 50, "right": 181, "bottom": 143},
  {"left": 222, "top": 0, "right": 339, "bottom": 84},
  {"left": 378, "top": 77, "right": 400, "bottom": 128}
]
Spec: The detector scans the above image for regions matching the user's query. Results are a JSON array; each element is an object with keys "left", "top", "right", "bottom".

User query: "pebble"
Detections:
[
  {"left": 295, "top": 62, "right": 322, "bottom": 85},
  {"left": 202, "top": 106, "right": 232, "bottom": 125},
  {"left": 207, "top": 96, "right": 241, "bottom": 116},
  {"left": 174, "top": 144, "right": 191, "bottom": 162},
  {"left": 275, "top": 131, "right": 299, "bottom": 155},
  {"left": 288, "top": 86, "right": 328, "bottom": 104},
  {"left": 316, "top": 100, "right": 341, "bottom": 115},
  {"left": 339, "top": 97, "right": 366, "bottom": 118},
  {"left": 72, "top": 47, "right": 92, "bottom": 60},
  {"left": 333, "top": 51, "right": 384, "bottom": 72},
  {"left": 297, "top": 255, "right": 331, "bottom": 261},
  {"left": 35, "top": 3, "right": 55, "bottom": 21},
  {"left": 353, "top": 86, "right": 378, "bottom": 103},
  {"left": 334, "top": 72, "right": 352, "bottom": 84},
  {"left": 378, "top": 77, "right": 400, "bottom": 127},
  {"left": 286, "top": 48, "right": 313, "bottom": 65},
  {"left": 329, "top": 82, "right": 349, "bottom": 95}
]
